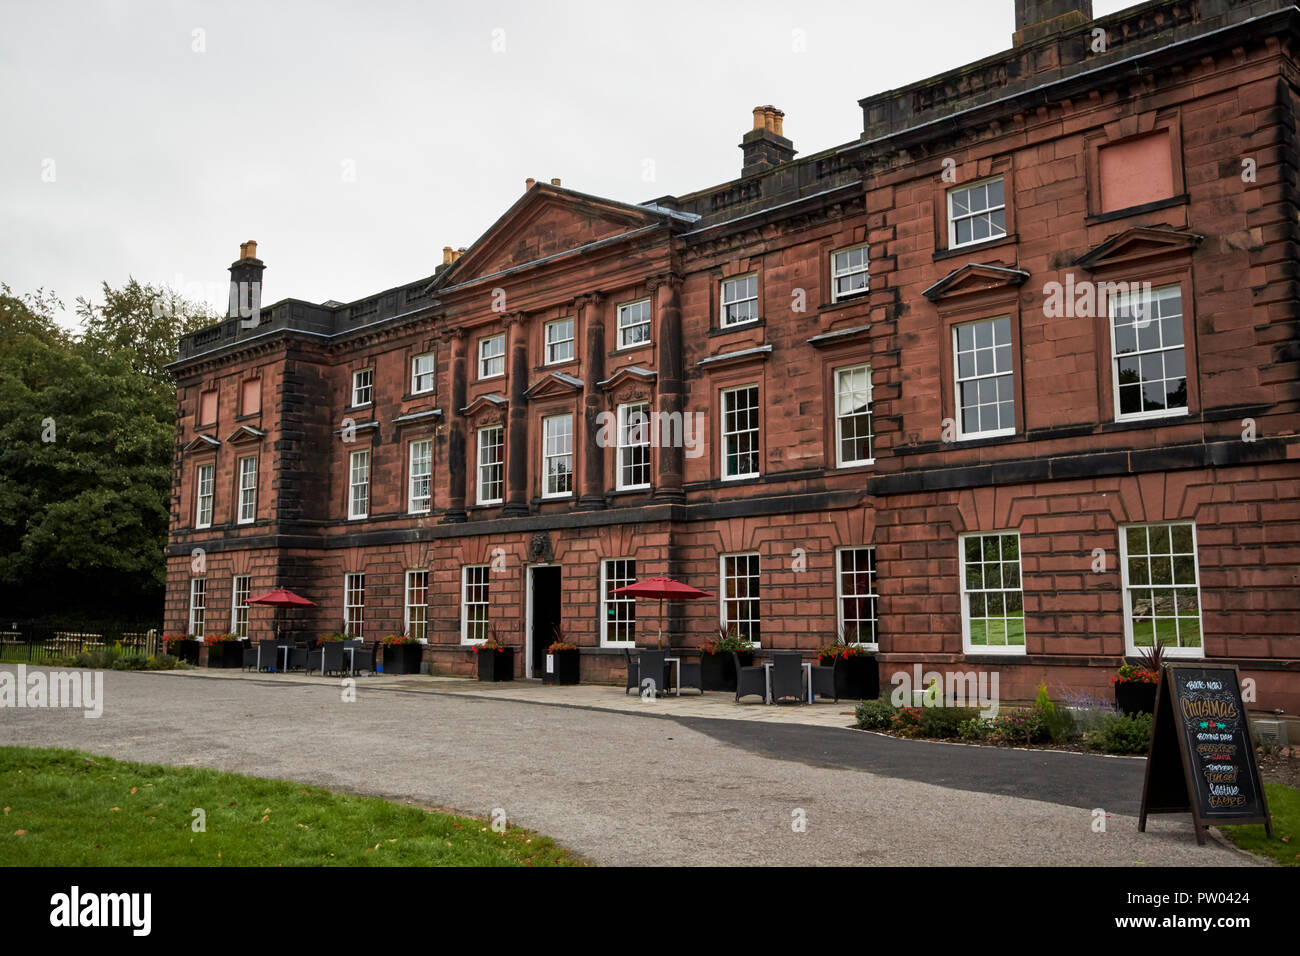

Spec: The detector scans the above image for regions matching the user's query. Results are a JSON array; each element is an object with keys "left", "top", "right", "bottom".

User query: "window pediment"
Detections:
[
  {"left": 923, "top": 263, "right": 1029, "bottom": 303},
  {"left": 1073, "top": 226, "right": 1203, "bottom": 271}
]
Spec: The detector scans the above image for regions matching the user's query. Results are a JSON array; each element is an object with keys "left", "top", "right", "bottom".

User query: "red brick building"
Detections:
[{"left": 166, "top": 0, "right": 1300, "bottom": 711}]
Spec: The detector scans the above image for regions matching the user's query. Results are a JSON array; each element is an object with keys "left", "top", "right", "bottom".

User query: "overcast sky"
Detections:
[{"left": 1, "top": 0, "right": 1132, "bottom": 327}]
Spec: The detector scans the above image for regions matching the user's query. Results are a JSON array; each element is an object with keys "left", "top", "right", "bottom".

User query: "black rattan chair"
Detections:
[
  {"left": 772, "top": 651, "right": 807, "bottom": 704},
  {"left": 256, "top": 640, "right": 285, "bottom": 673},
  {"left": 637, "top": 650, "right": 670, "bottom": 698},
  {"left": 677, "top": 656, "right": 703, "bottom": 696},
  {"left": 350, "top": 642, "right": 377, "bottom": 675},
  {"left": 242, "top": 641, "right": 259, "bottom": 671},
  {"left": 624, "top": 649, "right": 639, "bottom": 695},
  {"left": 811, "top": 654, "right": 839, "bottom": 703},
  {"left": 732, "top": 651, "right": 767, "bottom": 704}
]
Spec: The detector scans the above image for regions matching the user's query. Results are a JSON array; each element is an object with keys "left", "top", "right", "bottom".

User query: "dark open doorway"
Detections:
[{"left": 531, "top": 565, "right": 561, "bottom": 678}]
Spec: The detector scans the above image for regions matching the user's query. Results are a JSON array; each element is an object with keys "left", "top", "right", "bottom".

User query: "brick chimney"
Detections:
[
  {"left": 227, "top": 240, "right": 264, "bottom": 322},
  {"left": 740, "top": 105, "right": 795, "bottom": 178},
  {"left": 1013, "top": 0, "right": 1093, "bottom": 45}
]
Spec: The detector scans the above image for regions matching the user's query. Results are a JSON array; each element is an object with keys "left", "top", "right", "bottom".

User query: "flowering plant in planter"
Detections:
[
  {"left": 161, "top": 633, "right": 191, "bottom": 648},
  {"left": 473, "top": 627, "right": 513, "bottom": 654},
  {"left": 319, "top": 632, "right": 349, "bottom": 643},
  {"left": 699, "top": 626, "right": 755, "bottom": 655},
  {"left": 204, "top": 632, "right": 241, "bottom": 645},
  {"left": 382, "top": 634, "right": 420, "bottom": 646},
  {"left": 818, "top": 625, "right": 873, "bottom": 659},
  {"left": 1111, "top": 664, "right": 1159, "bottom": 684}
]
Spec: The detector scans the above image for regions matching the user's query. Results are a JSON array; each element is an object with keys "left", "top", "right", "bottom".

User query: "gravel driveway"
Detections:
[{"left": 0, "top": 668, "right": 1262, "bottom": 866}]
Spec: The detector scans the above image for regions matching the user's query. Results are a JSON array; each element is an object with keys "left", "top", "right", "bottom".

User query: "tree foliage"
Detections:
[{"left": 0, "top": 280, "right": 216, "bottom": 621}]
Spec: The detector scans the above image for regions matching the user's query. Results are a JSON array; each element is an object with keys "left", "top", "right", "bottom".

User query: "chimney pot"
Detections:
[
  {"left": 443, "top": 245, "right": 454, "bottom": 265},
  {"left": 752, "top": 106, "right": 766, "bottom": 131},
  {"left": 525, "top": 177, "right": 536, "bottom": 190},
  {"left": 244, "top": 240, "right": 258, "bottom": 260},
  {"left": 550, "top": 177, "right": 561, "bottom": 186}
]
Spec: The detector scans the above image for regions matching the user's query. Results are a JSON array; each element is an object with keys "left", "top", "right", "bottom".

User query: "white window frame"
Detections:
[
  {"left": 408, "top": 439, "right": 432, "bottom": 514},
  {"left": 1119, "top": 522, "right": 1205, "bottom": 659},
  {"left": 405, "top": 569, "right": 428, "bottom": 642},
  {"left": 477, "top": 425, "right": 504, "bottom": 505},
  {"left": 1108, "top": 283, "right": 1189, "bottom": 423},
  {"left": 237, "top": 455, "right": 257, "bottom": 525},
  {"left": 544, "top": 317, "right": 575, "bottom": 365},
  {"left": 231, "top": 574, "right": 250, "bottom": 640},
  {"left": 411, "top": 353, "right": 435, "bottom": 395},
  {"left": 600, "top": 558, "right": 637, "bottom": 647},
  {"left": 836, "top": 547, "right": 879, "bottom": 650},
  {"left": 830, "top": 244, "right": 870, "bottom": 302},
  {"left": 348, "top": 449, "right": 370, "bottom": 520},
  {"left": 188, "top": 577, "right": 206, "bottom": 639},
  {"left": 953, "top": 316, "right": 1016, "bottom": 440},
  {"left": 834, "top": 364, "right": 874, "bottom": 467},
  {"left": 720, "top": 274, "right": 759, "bottom": 327},
  {"left": 720, "top": 385, "right": 760, "bottom": 480},
  {"left": 617, "top": 298, "right": 651, "bottom": 349},
  {"left": 344, "top": 573, "right": 364, "bottom": 638},
  {"left": 542, "top": 413, "right": 573, "bottom": 498},
  {"left": 958, "top": 531, "right": 1026, "bottom": 656},
  {"left": 720, "top": 552, "right": 761, "bottom": 648},
  {"left": 461, "top": 565, "right": 490, "bottom": 645},
  {"left": 947, "top": 175, "right": 1007, "bottom": 249},
  {"left": 616, "top": 401, "right": 651, "bottom": 491},
  {"left": 195, "top": 463, "right": 214, "bottom": 529},
  {"left": 351, "top": 368, "right": 373, "bottom": 407},
  {"left": 478, "top": 334, "right": 505, "bottom": 379}
]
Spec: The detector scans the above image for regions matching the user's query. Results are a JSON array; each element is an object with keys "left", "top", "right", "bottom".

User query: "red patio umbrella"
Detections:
[
  {"left": 248, "top": 588, "right": 316, "bottom": 641},
  {"left": 611, "top": 576, "right": 711, "bottom": 650}
]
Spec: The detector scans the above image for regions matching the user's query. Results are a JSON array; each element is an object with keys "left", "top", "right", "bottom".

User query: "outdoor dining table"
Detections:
[{"left": 762, "top": 660, "right": 814, "bottom": 704}]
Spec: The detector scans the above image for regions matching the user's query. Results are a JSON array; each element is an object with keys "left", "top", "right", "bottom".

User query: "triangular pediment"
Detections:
[
  {"left": 597, "top": 365, "right": 657, "bottom": 393},
  {"left": 225, "top": 425, "right": 266, "bottom": 445},
  {"left": 923, "top": 263, "right": 1029, "bottom": 302},
  {"left": 1073, "top": 226, "right": 1203, "bottom": 271},
  {"left": 461, "top": 393, "right": 508, "bottom": 417},
  {"left": 524, "top": 371, "right": 584, "bottom": 399},
  {"left": 183, "top": 434, "right": 220, "bottom": 454},
  {"left": 433, "top": 184, "right": 684, "bottom": 287}
]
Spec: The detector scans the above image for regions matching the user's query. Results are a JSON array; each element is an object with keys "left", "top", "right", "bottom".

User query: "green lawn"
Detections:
[
  {"left": 0, "top": 747, "right": 580, "bottom": 867},
  {"left": 1220, "top": 782, "right": 1298, "bottom": 866},
  {"left": 968, "top": 617, "right": 1025, "bottom": 647}
]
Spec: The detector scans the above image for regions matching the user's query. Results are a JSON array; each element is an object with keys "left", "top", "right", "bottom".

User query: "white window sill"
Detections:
[
  {"left": 1114, "top": 409, "right": 1189, "bottom": 424},
  {"left": 956, "top": 429, "right": 1016, "bottom": 442},
  {"left": 837, "top": 459, "right": 875, "bottom": 469},
  {"left": 962, "top": 644, "right": 1027, "bottom": 656}
]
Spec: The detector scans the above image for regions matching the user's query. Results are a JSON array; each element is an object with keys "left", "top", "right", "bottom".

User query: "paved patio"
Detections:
[{"left": 183, "top": 668, "right": 864, "bottom": 728}]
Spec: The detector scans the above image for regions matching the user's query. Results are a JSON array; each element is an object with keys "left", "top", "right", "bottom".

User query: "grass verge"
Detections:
[
  {"left": 1219, "top": 782, "right": 1298, "bottom": 866},
  {"left": 0, "top": 746, "right": 580, "bottom": 867}
]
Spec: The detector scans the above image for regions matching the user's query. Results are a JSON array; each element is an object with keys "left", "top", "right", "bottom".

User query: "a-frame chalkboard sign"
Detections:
[{"left": 1139, "top": 662, "right": 1272, "bottom": 845}]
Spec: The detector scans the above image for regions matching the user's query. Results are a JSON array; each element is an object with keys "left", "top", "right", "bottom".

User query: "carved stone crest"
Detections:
[{"left": 528, "top": 531, "right": 554, "bottom": 564}]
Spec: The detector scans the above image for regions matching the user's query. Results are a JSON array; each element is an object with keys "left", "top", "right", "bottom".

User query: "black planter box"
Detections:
[
  {"left": 543, "top": 648, "right": 580, "bottom": 685},
  {"left": 476, "top": 647, "right": 514, "bottom": 682},
  {"left": 1115, "top": 680, "right": 1157, "bottom": 717},
  {"left": 700, "top": 651, "right": 754, "bottom": 692},
  {"left": 818, "top": 654, "right": 879, "bottom": 700},
  {"left": 383, "top": 642, "right": 423, "bottom": 675},
  {"left": 205, "top": 641, "right": 244, "bottom": 668},
  {"left": 169, "top": 640, "right": 201, "bottom": 665}
]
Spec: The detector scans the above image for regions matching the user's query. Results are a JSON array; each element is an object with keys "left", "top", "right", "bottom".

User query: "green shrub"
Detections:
[
  {"left": 990, "top": 708, "right": 1050, "bottom": 745},
  {"left": 146, "top": 653, "right": 183, "bottom": 671},
  {"left": 918, "top": 705, "right": 981, "bottom": 739},
  {"left": 890, "top": 706, "right": 922, "bottom": 736},
  {"left": 957, "top": 717, "right": 990, "bottom": 741},
  {"left": 1033, "top": 682, "right": 1078, "bottom": 742},
  {"left": 854, "top": 698, "right": 897, "bottom": 730},
  {"left": 1083, "top": 712, "right": 1154, "bottom": 754}
]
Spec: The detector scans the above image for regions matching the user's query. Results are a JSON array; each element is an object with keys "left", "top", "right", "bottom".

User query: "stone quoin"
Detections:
[{"left": 165, "top": 0, "right": 1300, "bottom": 712}]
